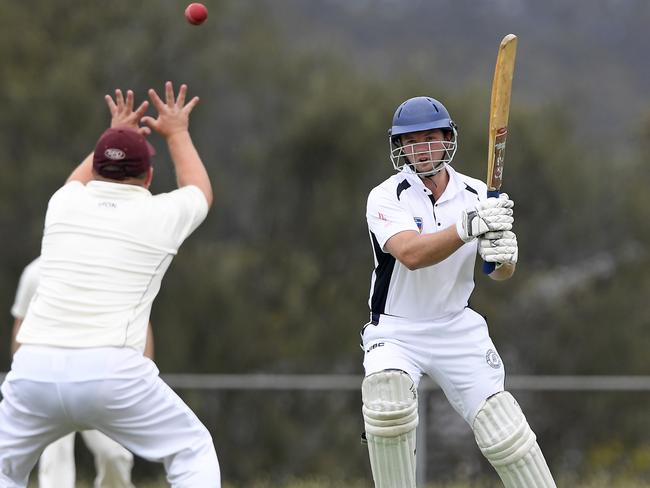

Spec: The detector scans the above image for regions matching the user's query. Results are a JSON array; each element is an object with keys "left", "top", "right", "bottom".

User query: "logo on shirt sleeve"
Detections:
[
  {"left": 414, "top": 217, "right": 423, "bottom": 233},
  {"left": 486, "top": 349, "right": 502, "bottom": 369}
]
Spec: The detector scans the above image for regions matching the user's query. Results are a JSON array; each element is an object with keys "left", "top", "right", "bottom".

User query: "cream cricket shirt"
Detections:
[
  {"left": 17, "top": 181, "right": 208, "bottom": 353},
  {"left": 366, "top": 165, "right": 487, "bottom": 321}
]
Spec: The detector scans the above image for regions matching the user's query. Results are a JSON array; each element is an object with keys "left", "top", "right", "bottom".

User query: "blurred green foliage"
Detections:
[{"left": 2, "top": 0, "right": 650, "bottom": 484}]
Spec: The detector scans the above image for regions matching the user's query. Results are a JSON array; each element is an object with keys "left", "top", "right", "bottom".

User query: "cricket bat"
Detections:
[{"left": 483, "top": 34, "right": 518, "bottom": 275}]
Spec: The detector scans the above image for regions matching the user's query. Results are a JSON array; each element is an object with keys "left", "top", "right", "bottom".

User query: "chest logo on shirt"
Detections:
[{"left": 414, "top": 217, "right": 423, "bottom": 233}]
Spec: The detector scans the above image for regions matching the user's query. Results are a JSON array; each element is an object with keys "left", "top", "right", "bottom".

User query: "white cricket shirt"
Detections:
[
  {"left": 11, "top": 257, "right": 41, "bottom": 320},
  {"left": 17, "top": 180, "right": 208, "bottom": 352},
  {"left": 366, "top": 165, "right": 487, "bottom": 321}
]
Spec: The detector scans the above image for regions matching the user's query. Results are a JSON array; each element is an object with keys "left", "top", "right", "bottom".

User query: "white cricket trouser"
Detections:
[
  {"left": 0, "top": 346, "right": 220, "bottom": 488},
  {"left": 362, "top": 308, "right": 505, "bottom": 424}
]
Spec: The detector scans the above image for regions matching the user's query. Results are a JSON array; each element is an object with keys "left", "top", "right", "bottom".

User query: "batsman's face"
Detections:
[{"left": 400, "top": 129, "right": 449, "bottom": 173}]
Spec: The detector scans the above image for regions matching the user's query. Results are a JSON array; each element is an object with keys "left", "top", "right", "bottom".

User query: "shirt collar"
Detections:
[
  {"left": 399, "top": 165, "right": 465, "bottom": 203},
  {"left": 86, "top": 180, "right": 151, "bottom": 198}
]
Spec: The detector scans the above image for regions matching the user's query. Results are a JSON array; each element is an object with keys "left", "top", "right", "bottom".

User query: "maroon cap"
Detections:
[{"left": 93, "top": 127, "right": 155, "bottom": 180}]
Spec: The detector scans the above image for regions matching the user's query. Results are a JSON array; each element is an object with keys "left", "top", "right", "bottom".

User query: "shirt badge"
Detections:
[{"left": 414, "top": 217, "right": 423, "bottom": 233}]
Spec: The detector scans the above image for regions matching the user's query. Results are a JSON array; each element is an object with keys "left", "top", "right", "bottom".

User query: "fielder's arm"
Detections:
[
  {"left": 66, "top": 152, "right": 94, "bottom": 184},
  {"left": 142, "top": 82, "right": 213, "bottom": 208},
  {"left": 144, "top": 322, "right": 155, "bottom": 360},
  {"left": 10, "top": 318, "right": 23, "bottom": 355}
]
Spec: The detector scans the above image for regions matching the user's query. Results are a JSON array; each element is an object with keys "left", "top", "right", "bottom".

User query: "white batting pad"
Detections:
[
  {"left": 473, "top": 391, "right": 556, "bottom": 487},
  {"left": 362, "top": 369, "right": 418, "bottom": 488}
]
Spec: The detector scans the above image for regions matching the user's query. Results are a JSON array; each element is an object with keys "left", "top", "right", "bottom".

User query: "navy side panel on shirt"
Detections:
[{"left": 369, "top": 231, "right": 396, "bottom": 317}]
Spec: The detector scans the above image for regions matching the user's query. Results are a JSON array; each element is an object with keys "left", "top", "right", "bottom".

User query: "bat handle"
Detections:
[{"left": 482, "top": 189, "right": 500, "bottom": 275}]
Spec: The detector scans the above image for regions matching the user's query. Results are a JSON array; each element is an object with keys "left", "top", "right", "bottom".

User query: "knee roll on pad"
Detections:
[
  {"left": 362, "top": 369, "right": 418, "bottom": 436},
  {"left": 473, "top": 391, "right": 536, "bottom": 466},
  {"left": 362, "top": 370, "right": 418, "bottom": 488},
  {"left": 473, "top": 391, "right": 556, "bottom": 488}
]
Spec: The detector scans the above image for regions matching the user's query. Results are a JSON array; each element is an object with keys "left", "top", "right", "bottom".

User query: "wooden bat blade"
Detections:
[
  {"left": 483, "top": 34, "right": 517, "bottom": 276},
  {"left": 486, "top": 34, "right": 518, "bottom": 192}
]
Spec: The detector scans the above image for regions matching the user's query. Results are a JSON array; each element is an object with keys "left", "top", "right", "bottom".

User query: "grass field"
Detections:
[{"left": 29, "top": 477, "right": 650, "bottom": 487}]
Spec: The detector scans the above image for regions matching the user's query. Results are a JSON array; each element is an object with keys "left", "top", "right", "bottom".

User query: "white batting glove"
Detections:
[
  {"left": 476, "top": 193, "right": 514, "bottom": 213},
  {"left": 478, "top": 230, "right": 518, "bottom": 264},
  {"left": 456, "top": 194, "right": 514, "bottom": 243}
]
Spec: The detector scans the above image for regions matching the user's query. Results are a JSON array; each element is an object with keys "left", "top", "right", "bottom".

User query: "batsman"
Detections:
[{"left": 361, "top": 92, "right": 556, "bottom": 486}]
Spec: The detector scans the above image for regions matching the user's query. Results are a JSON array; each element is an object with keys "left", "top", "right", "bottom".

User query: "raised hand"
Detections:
[
  {"left": 105, "top": 89, "right": 150, "bottom": 135},
  {"left": 141, "top": 81, "right": 200, "bottom": 139}
]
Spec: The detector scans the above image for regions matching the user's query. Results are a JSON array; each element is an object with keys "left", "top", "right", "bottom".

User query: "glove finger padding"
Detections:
[
  {"left": 479, "top": 230, "right": 517, "bottom": 248},
  {"left": 477, "top": 207, "right": 513, "bottom": 217},
  {"left": 479, "top": 210, "right": 513, "bottom": 232},
  {"left": 479, "top": 230, "right": 518, "bottom": 264},
  {"left": 481, "top": 249, "right": 518, "bottom": 264},
  {"left": 482, "top": 230, "right": 514, "bottom": 240}
]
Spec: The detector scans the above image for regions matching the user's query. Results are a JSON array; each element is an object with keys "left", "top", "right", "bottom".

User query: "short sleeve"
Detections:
[
  {"left": 11, "top": 258, "right": 41, "bottom": 319},
  {"left": 153, "top": 185, "right": 209, "bottom": 247},
  {"left": 366, "top": 186, "right": 419, "bottom": 251}
]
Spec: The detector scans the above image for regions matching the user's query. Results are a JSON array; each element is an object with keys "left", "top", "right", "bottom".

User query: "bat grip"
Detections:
[{"left": 482, "top": 189, "right": 500, "bottom": 275}]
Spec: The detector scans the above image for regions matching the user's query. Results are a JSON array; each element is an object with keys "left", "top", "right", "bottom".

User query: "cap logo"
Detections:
[{"left": 104, "top": 148, "right": 126, "bottom": 160}]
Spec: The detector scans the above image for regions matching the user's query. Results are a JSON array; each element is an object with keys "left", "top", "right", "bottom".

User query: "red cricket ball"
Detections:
[{"left": 185, "top": 3, "right": 208, "bottom": 25}]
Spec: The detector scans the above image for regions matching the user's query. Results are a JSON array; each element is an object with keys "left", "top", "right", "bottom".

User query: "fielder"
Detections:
[
  {"left": 0, "top": 82, "right": 220, "bottom": 488},
  {"left": 10, "top": 257, "right": 156, "bottom": 488},
  {"left": 361, "top": 96, "right": 556, "bottom": 487}
]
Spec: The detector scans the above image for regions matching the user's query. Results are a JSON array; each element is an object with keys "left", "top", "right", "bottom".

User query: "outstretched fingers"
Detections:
[
  {"left": 104, "top": 94, "right": 117, "bottom": 115},
  {"left": 173, "top": 83, "right": 199, "bottom": 114},
  {"left": 165, "top": 81, "right": 175, "bottom": 107},
  {"left": 115, "top": 89, "right": 125, "bottom": 108},
  {"left": 133, "top": 99, "right": 150, "bottom": 119},
  {"left": 143, "top": 82, "right": 198, "bottom": 136},
  {"left": 147, "top": 87, "right": 166, "bottom": 113},
  {"left": 104, "top": 89, "right": 126, "bottom": 117},
  {"left": 183, "top": 95, "right": 200, "bottom": 115},
  {"left": 124, "top": 90, "right": 134, "bottom": 112},
  {"left": 105, "top": 88, "right": 150, "bottom": 130},
  {"left": 175, "top": 84, "right": 187, "bottom": 107}
]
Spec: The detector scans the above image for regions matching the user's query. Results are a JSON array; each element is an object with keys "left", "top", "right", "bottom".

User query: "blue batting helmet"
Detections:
[
  {"left": 390, "top": 96, "right": 455, "bottom": 138},
  {"left": 389, "top": 97, "right": 458, "bottom": 175}
]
